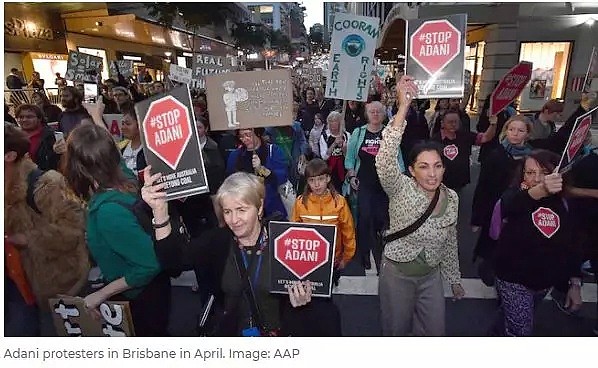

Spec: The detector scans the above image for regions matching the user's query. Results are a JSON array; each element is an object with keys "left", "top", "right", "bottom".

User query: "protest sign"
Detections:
[
  {"left": 490, "top": 61, "right": 533, "bottom": 116},
  {"left": 48, "top": 295, "right": 135, "bottom": 336},
  {"left": 583, "top": 47, "right": 598, "bottom": 92},
  {"left": 407, "top": 14, "right": 467, "bottom": 98},
  {"left": 169, "top": 64, "right": 193, "bottom": 84},
  {"left": 192, "top": 53, "right": 232, "bottom": 89},
  {"left": 135, "top": 85, "right": 209, "bottom": 200},
  {"left": 205, "top": 69, "right": 294, "bottom": 131},
  {"left": 269, "top": 221, "right": 337, "bottom": 298},
  {"left": 324, "top": 13, "right": 380, "bottom": 102},
  {"left": 109, "top": 60, "right": 134, "bottom": 78},
  {"left": 556, "top": 106, "right": 597, "bottom": 173},
  {"left": 65, "top": 51, "right": 103, "bottom": 83},
  {"left": 103, "top": 114, "right": 124, "bottom": 142}
]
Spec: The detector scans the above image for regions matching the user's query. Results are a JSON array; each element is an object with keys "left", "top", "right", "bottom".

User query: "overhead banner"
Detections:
[
  {"left": 324, "top": 13, "right": 380, "bottom": 102},
  {"left": 48, "top": 296, "right": 135, "bottom": 336},
  {"left": 192, "top": 53, "right": 233, "bottom": 89},
  {"left": 269, "top": 221, "right": 337, "bottom": 298},
  {"left": 557, "top": 106, "right": 597, "bottom": 173},
  {"left": 65, "top": 51, "right": 103, "bottom": 83},
  {"left": 135, "top": 85, "right": 210, "bottom": 200},
  {"left": 109, "top": 60, "right": 134, "bottom": 79},
  {"left": 490, "top": 61, "right": 533, "bottom": 116},
  {"left": 583, "top": 46, "right": 598, "bottom": 92},
  {"left": 103, "top": 114, "right": 124, "bottom": 142},
  {"left": 406, "top": 13, "right": 467, "bottom": 98},
  {"left": 205, "top": 69, "right": 294, "bottom": 131},
  {"left": 169, "top": 64, "right": 193, "bottom": 84}
]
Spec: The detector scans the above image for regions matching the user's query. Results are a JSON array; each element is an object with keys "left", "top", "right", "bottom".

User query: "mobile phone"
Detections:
[{"left": 54, "top": 131, "right": 64, "bottom": 141}]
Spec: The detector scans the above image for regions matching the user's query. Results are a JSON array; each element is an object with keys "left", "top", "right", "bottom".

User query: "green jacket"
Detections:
[{"left": 86, "top": 190, "right": 160, "bottom": 299}]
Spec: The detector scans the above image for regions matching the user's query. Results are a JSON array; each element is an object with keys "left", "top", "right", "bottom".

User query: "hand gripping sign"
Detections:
[
  {"left": 490, "top": 61, "right": 533, "bottom": 116},
  {"left": 269, "top": 222, "right": 337, "bottom": 297}
]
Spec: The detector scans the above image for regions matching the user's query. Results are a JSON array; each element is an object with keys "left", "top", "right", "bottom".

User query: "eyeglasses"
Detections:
[{"left": 524, "top": 170, "right": 550, "bottom": 177}]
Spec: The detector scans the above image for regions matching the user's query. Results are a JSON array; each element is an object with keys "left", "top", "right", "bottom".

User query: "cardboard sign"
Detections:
[
  {"left": 48, "top": 296, "right": 135, "bottom": 336},
  {"left": 407, "top": 14, "right": 467, "bottom": 98},
  {"left": 103, "top": 114, "right": 124, "bottom": 142},
  {"left": 65, "top": 51, "right": 103, "bottom": 83},
  {"left": 169, "top": 64, "right": 193, "bottom": 84},
  {"left": 109, "top": 60, "right": 134, "bottom": 78},
  {"left": 583, "top": 47, "right": 598, "bottom": 92},
  {"left": 531, "top": 207, "right": 560, "bottom": 239},
  {"left": 324, "top": 13, "right": 380, "bottom": 102},
  {"left": 205, "top": 69, "right": 294, "bottom": 131},
  {"left": 269, "top": 221, "right": 337, "bottom": 298},
  {"left": 135, "top": 85, "right": 210, "bottom": 200},
  {"left": 556, "top": 106, "right": 597, "bottom": 173},
  {"left": 192, "top": 53, "right": 233, "bottom": 89},
  {"left": 490, "top": 61, "right": 533, "bottom": 116}
]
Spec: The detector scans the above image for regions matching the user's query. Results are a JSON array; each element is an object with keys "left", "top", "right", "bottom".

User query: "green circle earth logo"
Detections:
[{"left": 342, "top": 34, "right": 365, "bottom": 57}]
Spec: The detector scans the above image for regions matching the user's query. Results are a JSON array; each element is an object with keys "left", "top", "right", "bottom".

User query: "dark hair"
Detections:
[
  {"left": 120, "top": 103, "right": 137, "bottom": 122},
  {"left": 62, "top": 124, "right": 137, "bottom": 200},
  {"left": 407, "top": 141, "right": 445, "bottom": 168},
  {"left": 435, "top": 98, "right": 449, "bottom": 110},
  {"left": 302, "top": 158, "right": 337, "bottom": 207},
  {"left": 196, "top": 115, "right": 209, "bottom": 131},
  {"left": 306, "top": 87, "right": 316, "bottom": 94},
  {"left": 15, "top": 104, "right": 44, "bottom": 120},
  {"left": 236, "top": 127, "right": 265, "bottom": 138},
  {"left": 104, "top": 78, "right": 117, "bottom": 86},
  {"left": 62, "top": 86, "right": 83, "bottom": 105},
  {"left": 10, "top": 68, "right": 18, "bottom": 73},
  {"left": 510, "top": 149, "right": 560, "bottom": 188},
  {"left": 31, "top": 91, "right": 51, "bottom": 106},
  {"left": 4, "top": 122, "right": 30, "bottom": 160}
]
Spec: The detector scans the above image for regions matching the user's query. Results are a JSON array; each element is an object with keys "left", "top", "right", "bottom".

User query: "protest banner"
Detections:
[
  {"left": 109, "top": 60, "right": 134, "bottom": 78},
  {"left": 192, "top": 53, "right": 233, "bottom": 89},
  {"left": 205, "top": 69, "right": 294, "bottom": 131},
  {"left": 407, "top": 14, "right": 467, "bottom": 98},
  {"left": 135, "top": 85, "right": 209, "bottom": 200},
  {"left": 269, "top": 221, "right": 337, "bottom": 297},
  {"left": 324, "top": 13, "right": 380, "bottom": 102},
  {"left": 103, "top": 114, "right": 124, "bottom": 142},
  {"left": 490, "top": 61, "right": 533, "bottom": 116},
  {"left": 583, "top": 46, "right": 598, "bottom": 92},
  {"left": 169, "top": 64, "right": 193, "bottom": 84},
  {"left": 556, "top": 106, "right": 597, "bottom": 173},
  {"left": 65, "top": 51, "right": 103, "bottom": 83},
  {"left": 48, "top": 295, "right": 135, "bottom": 336}
]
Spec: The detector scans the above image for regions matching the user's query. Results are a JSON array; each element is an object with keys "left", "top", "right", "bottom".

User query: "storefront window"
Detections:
[
  {"left": 77, "top": 47, "right": 109, "bottom": 81},
  {"left": 30, "top": 53, "right": 68, "bottom": 89},
  {"left": 519, "top": 41, "right": 572, "bottom": 111}
]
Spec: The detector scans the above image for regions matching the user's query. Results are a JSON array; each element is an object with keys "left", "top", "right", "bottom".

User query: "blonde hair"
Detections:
[
  {"left": 214, "top": 172, "right": 265, "bottom": 224},
  {"left": 499, "top": 114, "right": 533, "bottom": 141},
  {"left": 326, "top": 110, "right": 345, "bottom": 133},
  {"left": 365, "top": 101, "right": 385, "bottom": 122}
]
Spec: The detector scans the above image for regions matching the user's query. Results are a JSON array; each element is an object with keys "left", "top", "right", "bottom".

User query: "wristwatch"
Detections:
[{"left": 152, "top": 216, "right": 170, "bottom": 229}]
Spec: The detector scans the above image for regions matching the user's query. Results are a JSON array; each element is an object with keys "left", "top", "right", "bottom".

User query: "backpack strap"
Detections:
[{"left": 26, "top": 169, "right": 45, "bottom": 214}]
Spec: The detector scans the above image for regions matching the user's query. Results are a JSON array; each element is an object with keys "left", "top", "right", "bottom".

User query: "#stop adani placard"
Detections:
[
  {"left": 269, "top": 221, "right": 337, "bottom": 297},
  {"left": 556, "top": 106, "right": 598, "bottom": 173},
  {"left": 407, "top": 14, "right": 467, "bottom": 98},
  {"left": 135, "top": 85, "right": 209, "bottom": 200}
]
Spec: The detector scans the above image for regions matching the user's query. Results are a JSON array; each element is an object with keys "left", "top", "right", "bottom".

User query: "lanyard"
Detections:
[{"left": 239, "top": 229, "right": 267, "bottom": 286}]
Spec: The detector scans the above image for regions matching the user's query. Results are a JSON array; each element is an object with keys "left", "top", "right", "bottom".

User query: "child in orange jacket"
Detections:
[{"left": 291, "top": 158, "right": 356, "bottom": 285}]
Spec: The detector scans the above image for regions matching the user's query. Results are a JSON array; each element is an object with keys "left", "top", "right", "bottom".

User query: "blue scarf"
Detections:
[{"left": 501, "top": 139, "right": 532, "bottom": 158}]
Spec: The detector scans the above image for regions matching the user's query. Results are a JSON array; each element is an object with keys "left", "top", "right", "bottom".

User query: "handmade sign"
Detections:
[
  {"left": 324, "top": 13, "right": 380, "bottom": 102},
  {"left": 109, "top": 60, "right": 134, "bottom": 78},
  {"left": 103, "top": 114, "right": 123, "bottom": 142},
  {"left": 489, "top": 61, "right": 533, "bottom": 116},
  {"left": 169, "top": 64, "right": 193, "bottom": 84},
  {"left": 269, "top": 221, "right": 337, "bottom": 297},
  {"left": 556, "top": 106, "right": 597, "bottom": 173},
  {"left": 205, "top": 69, "right": 293, "bottom": 131},
  {"left": 407, "top": 14, "right": 467, "bottom": 98},
  {"left": 65, "top": 51, "right": 103, "bottom": 83},
  {"left": 48, "top": 296, "right": 135, "bottom": 336},
  {"left": 192, "top": 53, "right": 233, "bottom": 89},
  {"left": 135, "top": 85, "right": 209, "bottom": 200}
]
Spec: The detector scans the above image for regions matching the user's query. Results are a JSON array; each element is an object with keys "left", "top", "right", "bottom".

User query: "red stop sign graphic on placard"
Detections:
[
  {"left": 410, "top": 19, "right": 461, "bottom": 76},
  {"left": 274, "top": 227, "right": 330, "bottom": 279},
  {"left": 532, "top": 207, "right": 560, "bottom": 239},
  {"left": 443, "top": 144, "right": 459, "bottom": 161},
  {"left": 566, "top": 115, "right": 592, "bottom": 161},
  {"left": 142, "top": 96, "right": 192, "bottom": 169},
  {"left": 490, "top": 62, "right": 533, "bottom": 116}
]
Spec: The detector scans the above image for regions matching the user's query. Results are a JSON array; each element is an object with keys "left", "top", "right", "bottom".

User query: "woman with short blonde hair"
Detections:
[{"left": 320, "top": 110, "right": 350, "bottom": 192}]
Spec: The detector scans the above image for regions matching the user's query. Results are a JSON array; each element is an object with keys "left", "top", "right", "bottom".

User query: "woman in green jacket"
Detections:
[{"left": 62, "top": 123, "right": 169, "bottom": 336}]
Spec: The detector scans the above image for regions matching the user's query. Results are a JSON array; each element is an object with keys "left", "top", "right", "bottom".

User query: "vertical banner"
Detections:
[
  {"left": 169, "top": 64, "right": 193, "bottom": 84},
  {"left": 406, "top": 14, "right": 467, "bottom": 98},
  {"left": 65, "top": 51, "right": 103, "bottom": 83},
  {"left": 583, "top": 46, "right": 598, "bottom": 92},
  {"left": 324, "top": 13, "right": 380, "bottom": 102},
  {"left": 205, "top": 69, "right": 293, "bottom": 131},
  {"left": 269, "top": 221, "right": 337, "bottom": 297},
  {"left": 48, "top": 296, "right": 135, "bottom": 336},
  {"left": 490, "top": 61, "right": 533, "bottom": 116},
  {"left": 103, "top": 114, "right": 124, "bottom": 142},
  {"left": 134, "top": 85, "right": 209, "bottom": 200},
  {"left": 557, "top": 106, "right": 597, "bottom": 173}
]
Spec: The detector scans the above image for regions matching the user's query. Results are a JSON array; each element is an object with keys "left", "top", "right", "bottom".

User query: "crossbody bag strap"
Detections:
[
  {"left": 231, "top": 240, "right": 266, "bottom": 332},
  {"left": 383, "top": 187, "right": 441, "bottom": 244}
]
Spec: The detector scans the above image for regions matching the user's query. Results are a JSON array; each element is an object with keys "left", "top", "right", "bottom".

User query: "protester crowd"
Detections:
[{"left": 4, "top": 65, "right": 598, "bottom": 338}]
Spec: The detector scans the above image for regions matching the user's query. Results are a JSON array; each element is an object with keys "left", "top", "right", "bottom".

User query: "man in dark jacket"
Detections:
[
  {"left": 14, "top": 104, "right": 61, "bottom": 170},
  {"left": 59, "top": 86, "right": 93, "bottom": 136}
]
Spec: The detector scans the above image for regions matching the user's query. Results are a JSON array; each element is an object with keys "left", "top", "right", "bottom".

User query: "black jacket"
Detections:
[{"left": 35, "top": 126, "right": 61, "bottom": 171}]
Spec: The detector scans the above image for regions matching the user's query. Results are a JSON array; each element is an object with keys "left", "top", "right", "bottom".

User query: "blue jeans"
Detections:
[{"left": 4, "top": 276, "right": 39, "bottom": 336}]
